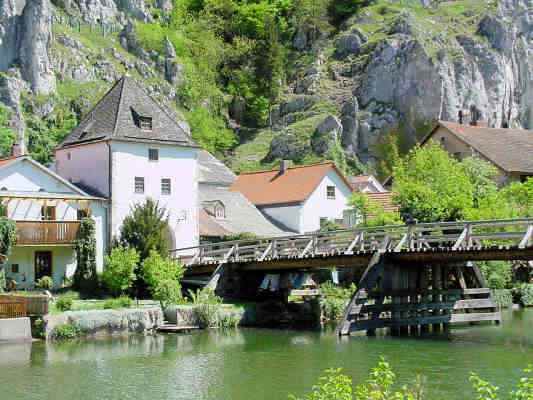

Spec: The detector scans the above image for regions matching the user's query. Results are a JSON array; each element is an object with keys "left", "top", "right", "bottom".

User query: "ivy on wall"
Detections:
[{"left": 74, "top": 217, "right": 98, "bottom": 293}]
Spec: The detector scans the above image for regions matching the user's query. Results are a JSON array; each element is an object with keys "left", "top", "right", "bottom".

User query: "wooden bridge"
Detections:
[{"left": 172, "top": 218, "right": 533, "bottom": 336}]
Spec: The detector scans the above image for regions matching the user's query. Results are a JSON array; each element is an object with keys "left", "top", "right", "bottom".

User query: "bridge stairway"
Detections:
[{"left": 338, "top": 259, "right": 500, "bottom": 336}]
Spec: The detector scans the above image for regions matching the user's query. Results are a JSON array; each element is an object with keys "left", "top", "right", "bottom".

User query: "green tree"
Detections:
[
  {"left": 392, "top": 143, "right": 474, "bottom": 222},
  {"left": 142, "top": 251, "right": 185, "bottom": 308},
  {"left": 348, "top": 193, "right": 401, "bottom": 227},
  {"left": 0, "top": 105, "right": 16, "bottom": 158},
  {"left": 328, "top": 0, "right": 375, "bottom": 23},
  {"left": 73, "top": 218, "right": 98, "bottom": 293},
  {"left": 120, "top": 198, "right": 171, "bottom": 261},
  {"left": 102, "top": 246, "right": 139, "bottom": 296}
]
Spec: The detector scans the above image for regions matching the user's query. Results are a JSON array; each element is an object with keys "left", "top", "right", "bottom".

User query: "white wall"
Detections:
[
  {"left": 0, "top": 159, "right": 77, "bottom": 194},
  {"left": 55, "top": 141, "right": 110, "bottom": 197},
  {"left": 259, "top": 204, "right": 302, "bottom": 233},
  {"left": 5, "top": 246, "right": 77, "bottom": 290},
  {"left": 110, "top": 141, "right": 199, "bottom": 250},
  {"left": 301, "top": 170, "right": 352, "bottom": 233}
]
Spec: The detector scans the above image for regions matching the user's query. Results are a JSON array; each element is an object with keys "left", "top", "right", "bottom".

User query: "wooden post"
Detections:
[
  {"left": 442, "top": 266, "right": 450, "bottom": 333},
  {"left": 420, "top": 267, "right": 430, "bottom": 334},
  {"left": 391, "top": 265, "right": 401, "bottom": 336},
  {"left": 408, "top": 266, "right": 419, "bottom": 336},
  {"left": 432, "top": 264, "right": 442, "bottom": 333}
]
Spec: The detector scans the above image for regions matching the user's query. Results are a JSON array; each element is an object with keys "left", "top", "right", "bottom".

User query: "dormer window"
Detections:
[
  {"left": 139, "top": 116, "right": 153, "bottom": 131},
  {"left": 215, "top": 205, "right": 225, "bottom": 219}
]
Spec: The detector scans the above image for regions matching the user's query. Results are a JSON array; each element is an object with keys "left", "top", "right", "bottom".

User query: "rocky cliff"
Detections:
[{"left": 0, "top": 0, "right": 531, "bottom": 174}]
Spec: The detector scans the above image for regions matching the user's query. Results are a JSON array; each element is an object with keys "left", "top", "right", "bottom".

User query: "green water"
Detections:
[{"left": 1, "top": 308, "right": 532, "bottom": 400}]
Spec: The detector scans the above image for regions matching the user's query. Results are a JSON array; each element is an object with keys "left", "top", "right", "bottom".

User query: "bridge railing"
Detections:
[{"left": 171, "top": 218, "right": 533, "bottom": 267}]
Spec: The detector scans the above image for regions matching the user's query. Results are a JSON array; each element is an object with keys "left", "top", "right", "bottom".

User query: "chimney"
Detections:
[
  {"left": 10, "top": 124, "right": 26, "bottom": 157},
  {"left": 279, "top": 160, "right": 292, "bottom": 175}
]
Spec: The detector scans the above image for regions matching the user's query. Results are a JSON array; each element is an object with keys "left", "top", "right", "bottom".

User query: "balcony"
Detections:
[{"left": 15, "top": 221, "right": 81, "bottom": 246}]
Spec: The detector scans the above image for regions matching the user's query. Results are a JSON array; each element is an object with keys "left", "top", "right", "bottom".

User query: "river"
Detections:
[{"left": 1, "top": 308, "right": 532, "bottom": 400}]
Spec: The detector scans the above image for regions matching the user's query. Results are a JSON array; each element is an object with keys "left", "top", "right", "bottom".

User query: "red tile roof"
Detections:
[
  {"left": 0, "top": 156, "right": 23, "bottom": 168},
  {"left": 230, "top": 162, "right": 353, "bottom": 206},
  {"left": 424, "top": 121, "right": 533, "bottom": 174}
]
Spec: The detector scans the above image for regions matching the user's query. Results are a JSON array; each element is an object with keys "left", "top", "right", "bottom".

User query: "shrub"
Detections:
[
  {"left": 120, "top": 199, "right": 171, "bottom": 261},
  {"left": 36, "top": 276, "right": 54, "bottom": 290},
  {"left": 0, "top": 267, "right": 5, "bottom": 293},
  {"left": 102, "top": 246, "right": 139, "bottom": 296},
  {"left": 217, "top": 312, "right": 240, "bottom": 329},
  {"left": 319, "top": 281, "right": 356, "bottom": 321},
  {"left": 0, "top": 217, "right": 17, "bottom": 256},
  {"left": 491, "top": 289, "right": 513, "bottom": 308},
  {"left": 51, "top": 323, "right": 82, "bottom": 340},
  {"left": 514, "top": 284, "right": 533, "bottom": 307},
  {"left": 188, "top": 287, "right": 222, "bottom": 305},
  {"left": 74, "top": 218, "right": 98, "bottom": 293},
  {"left": 142, "top": 251, "right": 185, "bottom": 309},
  {"left": 55, "top": 294, "right": 75, "bottom": 312},
  {"left": 103, "top": 296, "right": 134, "bottom": 309},
  {"left": 195, "top": 303, "right": 220, "bottom": 328}
]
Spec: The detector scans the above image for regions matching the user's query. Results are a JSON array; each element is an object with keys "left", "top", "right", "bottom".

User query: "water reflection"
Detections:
[{"left": 0, "top": 308, "right": 531, "bottom": 400}]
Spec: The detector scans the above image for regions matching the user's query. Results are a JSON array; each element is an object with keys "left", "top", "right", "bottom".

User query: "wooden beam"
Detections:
[
  {"left": 519, "top": 225, "right": 533, "bottom": 249},
  {"left": 258, "top": 242, "right": 273, "bottom": 261},
  {"left": 345, "top": 233, "right": 362, "bottom": 254}
]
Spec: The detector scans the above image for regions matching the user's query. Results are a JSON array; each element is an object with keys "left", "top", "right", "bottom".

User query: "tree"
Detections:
[
  {"left": 120, "top": 198, "right": 171, "bottom": 261},
  {"left": 0, "top": 105, "right": 15, "bottom": 158},
  {"left": 142, "top": 251, "right": 185, "bottom": 308},
  {"left": 0, "top": 216, "right": 17, "bottom": 257},
  {"left": 392, "top": 143, "right": 474, "bottom": 223},
  {"left": 73, "top": 218, "right": 98, "bottom": 293},
  {"left": 102, "top": 246, "right": 139, "bottom": 296},
  {"left": 348, "top": 193, "right": 402, "bottom": 227}
]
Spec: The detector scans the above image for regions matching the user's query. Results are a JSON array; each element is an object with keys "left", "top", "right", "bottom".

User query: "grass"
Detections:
[{"left": 49, "top": 298, "right": 159, "bottom": 314}]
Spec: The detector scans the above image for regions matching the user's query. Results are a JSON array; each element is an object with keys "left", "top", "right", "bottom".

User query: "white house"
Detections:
[
  {"left": 54, "top": 76, "right": 200, "bottom": 252},
  {"left": 230, "top": 161, "right": 354, "bottom": 233},
  {"left": 0, "top": 154, "right": 107, "bottom": 289}
]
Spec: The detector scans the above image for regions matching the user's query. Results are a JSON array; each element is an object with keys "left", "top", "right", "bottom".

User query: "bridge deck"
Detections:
[{"left": 173, "top": 218, "right": 533, "bottom": 275}]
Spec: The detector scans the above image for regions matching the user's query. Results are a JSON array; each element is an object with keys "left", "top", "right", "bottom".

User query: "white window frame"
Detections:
[
  {"left": 134, "top": 177, "right": 145, "bottom": 194},
  {"left": 326, "top": 185, "right": 336, "bottom": 200},
  {"left": 161, "top": 178, "right": 171, "bottom": 195}
]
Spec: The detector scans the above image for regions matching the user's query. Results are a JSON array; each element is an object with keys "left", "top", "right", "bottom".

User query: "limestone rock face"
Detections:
[
  {"left": 311, "top": 115, "right": 343, "bottom": 155},
  {"left": 19, "top": 0, "right": 55, "bottom": 95},
  {"left": 0, "top": 0, "right": 24, "bottom": 71},
  {"left": 264, "top": 133, "right": 308, "bottom": 162}
]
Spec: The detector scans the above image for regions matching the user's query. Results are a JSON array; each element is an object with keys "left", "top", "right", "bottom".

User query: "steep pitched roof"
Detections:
[
  {"left": 199, "top": 185, "right": 287, "bottom": 237},
  {"left": 198, "top": 150, "right": 236, "bottom": 186},
  {"left": 423, "top": 121, "right": 533, "bottom": 174},
  {"left": 58, "top": 76, "right": 198, "bottom": 148},
  {"left": 230, "top": 162, "right": 353, "bottom": 206},
  {"left": 349, "top": 175, "right": 386, "bottom": 193}
]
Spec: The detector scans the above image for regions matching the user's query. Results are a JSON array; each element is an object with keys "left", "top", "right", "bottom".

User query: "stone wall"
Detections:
[{"left": 43, "top": 307, "right": 163, "bottom": 340}]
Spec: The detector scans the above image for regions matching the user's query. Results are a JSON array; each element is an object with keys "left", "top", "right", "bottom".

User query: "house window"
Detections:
[
  {"left": 326, "top": 186, "right": 336, "bottom": 199},
  {"left": 11, "top": 264, "right": 19, "bottom": 274},
  {"left": 77, "top": 209, "right": 90, "bottom": 220},
  {"left": 41, "top": 206, "right": 56, "bottom": 221},
  {"left": 161, "top": 178, "right": 171, "bottom": 195},
  {"left": 134, "top": 177, "right": 145, "bottom": 194},
  {"left": 215, "top": 205, "right": 225, "bottom": 219},
  {"left": 67, "top": 152, "right": 71, "bottom": 160},
  {"left": 139, "top": 116, "right": 153, "bottom": 131},
  {"left": 149, "top": 148, "right": 159, "bottom": 161}
]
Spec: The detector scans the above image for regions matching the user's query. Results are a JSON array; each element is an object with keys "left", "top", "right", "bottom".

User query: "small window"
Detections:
[
  {"left": 77, "top": 209, "right": 89, "bottom": 220},
  {"left": 326, "top": 186, "right": 336, "bottom": 199},
  {"left": 41, "top": 206, "right": 56, "bottom": 221},
  {"left": 139, "top": 116, "right": 153, "bottom": 131},
  {"left": 11, "top": 264, "right": 19, "bottom": 274},
  {"left": 67, "top": 152, "right": 71, "bottom": 160},
  {"left": 149, "top": 148, "right": 159, "bottom": 161},
  {"left": 161, "top": 178, "right": 171, "bottom": 195},
  {"left": 134, "top": 177, "right": 145, "bottom": 194},
  {"left": 215, "top": 205, "right": 225, "bottom": 219}
]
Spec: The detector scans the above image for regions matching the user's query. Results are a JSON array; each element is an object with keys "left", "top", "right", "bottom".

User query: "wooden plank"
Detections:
[
  {"left": 350, "top": 315, "right": 453, "bottom": 331},
  {"left": 361, "top": 302, "right": 456, "bottom": 313},
  {"left": 463, "top": 288, "right": 491, "bottom": 295},
  {"left": 290, "top": 289, "right": 320, "bottom": 296},
  {"left": 454, "top": 299, "right": 496, "bottom": 310},
  {"left": 450, "top": 312, "right": 501, "bottom": 323}
]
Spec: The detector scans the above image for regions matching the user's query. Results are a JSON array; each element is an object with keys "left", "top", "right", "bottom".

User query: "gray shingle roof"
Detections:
[
  {"left": 198, "top": 150, "right": 236, "bottom": 186},
  {"left": 427, "top": 121, "right": 533, "bottom": 174},
  {"left": 59, "top": 76, "right": 197, "bottom": 148},
  {"left": 199, "top": 185, "right": 288, "bottom": 237}
]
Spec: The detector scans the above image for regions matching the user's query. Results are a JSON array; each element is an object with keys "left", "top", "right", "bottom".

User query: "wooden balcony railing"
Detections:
[{"left": 15, "top": 221, "right": 81, "bottom": 245}]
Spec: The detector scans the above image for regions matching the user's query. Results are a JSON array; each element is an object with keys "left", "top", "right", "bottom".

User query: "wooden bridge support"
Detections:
[{"left": 339, "top": 259, "right": 501, "bottom": 336}]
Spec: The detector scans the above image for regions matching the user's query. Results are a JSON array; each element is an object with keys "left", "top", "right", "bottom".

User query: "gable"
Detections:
[
  {"left": 306, "top": 169, "right": 353, "bottom": 204},
  {"left": 0, "top": 158, "right": 79, "bottom": 194}
]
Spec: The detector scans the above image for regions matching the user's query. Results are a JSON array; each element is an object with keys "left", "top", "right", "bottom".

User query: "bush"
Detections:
[
  {"left": 74, "top": 218, "right": 98, "bottom": 293},
  {"left": 142, "top": 251, "right": 185, "bottom": 309},
  {"left": 55, "top": 294, "right": 75, "bottom": 312},
  {"left": 514, "top": 284, "right": 533, "bottom": 307},
  {"left": 36, "top": 276, "right": 54, "bottom": 290},
  {"left": 491, "top": 289, "right": 513, "bottom": 308},
  {"left": 102, "top": 246, "right": 139, "bottom": 296},
  {"left": 51, "top": 323, "right": 82, "bottom": 340},
  {"left": 0, "top": 267, "right": 5, "bottom": 293},
  {"left": 0, "top": 217, "right": 17, "bottom": 256},
  {"left": 195, "top": 303, "right": 220, "bottom": 328},
  {"left": 103, "top": 296, "right": 134, "bottom": 309},
  {"left": 319, "top": 281, "right": 356, "bottom": 321}
]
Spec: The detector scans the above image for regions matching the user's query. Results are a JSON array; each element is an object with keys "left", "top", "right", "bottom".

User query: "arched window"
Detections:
[{"left": 215, "top": 205, "right": 225, "bottom": 219}]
